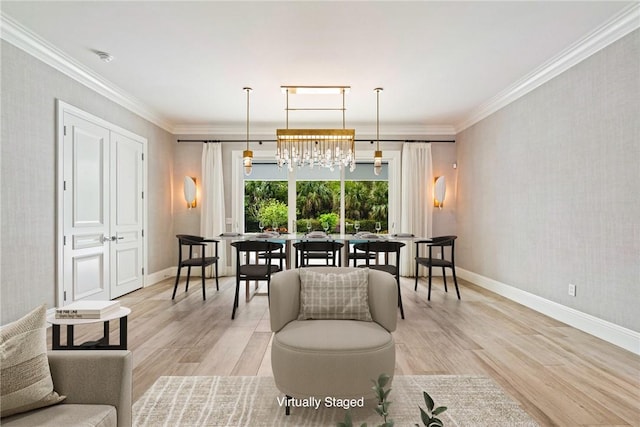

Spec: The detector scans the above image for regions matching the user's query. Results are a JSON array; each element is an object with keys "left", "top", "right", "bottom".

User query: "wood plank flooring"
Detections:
[{"left": 51, "top": 275, "right": 640, "bottom": 426}]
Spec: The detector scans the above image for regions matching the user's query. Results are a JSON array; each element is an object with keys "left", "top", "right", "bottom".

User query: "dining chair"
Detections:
[
  {"left": 353, "top": 240, "right": 406, "bottom": 319},
  {"left": 293, "top": 240, "right": 344, "bottom": 267},
  {"left": 348, "top": 243, "right": 376, "bottom": 266},
  {"left": 414, "top": 235, "right": 460, "bottom": 300},
  {"left": 258, "top": 238, "right": 288, "bottom": 269},
  {"left": 171, "top": 234, "right": 220, "bottom": 300},
  {"left": 230, "top": 240, "right": 284, "bottom": 319}
]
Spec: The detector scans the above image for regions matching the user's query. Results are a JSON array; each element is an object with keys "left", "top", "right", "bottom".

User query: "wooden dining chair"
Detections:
[
  {"left": 353, "top": 240, "right": 406, "bottom": 319},
  {"left": 414, "top": 235, "right": 460, "bottom": 300},
  {"left": 171, "top": 234, "right": 220, "bottom": 300},
  {"left": 230, "top": 240, "right": 283, "bottom": 319},
  {"left": 293, "top": 240, "right": 344, "bottom": 267}
]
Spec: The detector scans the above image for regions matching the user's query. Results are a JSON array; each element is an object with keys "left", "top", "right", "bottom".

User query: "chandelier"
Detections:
[{"left": 276, "top": 86, "right": 356, "bottom": 172}]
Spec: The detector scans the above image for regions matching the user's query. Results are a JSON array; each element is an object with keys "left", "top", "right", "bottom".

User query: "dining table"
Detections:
[{"left": 217, "top": 231, "right": 422, "bottom": 269}]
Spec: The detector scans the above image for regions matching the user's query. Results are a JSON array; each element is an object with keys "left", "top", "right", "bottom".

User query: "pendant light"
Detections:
[
  {"left": 243, "top": 87, "right": 253, "bottom": 176},
  {"left": 373, "top": 88, "right": 383, "bottom": 176},
  {"left": 276, "top": 86, "right": 355, "bottom": 172}
]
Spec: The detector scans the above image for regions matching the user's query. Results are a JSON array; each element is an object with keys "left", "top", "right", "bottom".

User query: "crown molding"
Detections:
[
  {"left": 173, "top": 122, "right": 456, "bottom": 137},
  {"left": 455, "top": 3, "right": 640, "bottom": 133},
  {"left": 1, "top": 12, "right": 175, "bottom": 133}
]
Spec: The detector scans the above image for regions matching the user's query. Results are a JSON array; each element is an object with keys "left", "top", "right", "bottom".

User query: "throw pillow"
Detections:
[
  {"left": 0, "top": 305, "right": 65, "bottom": 418},
  {"left": 298, "top": 268, "right": 372, "bottom": 321}
]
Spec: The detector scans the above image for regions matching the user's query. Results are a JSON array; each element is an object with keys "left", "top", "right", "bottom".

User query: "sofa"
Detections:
[
  {"left": 270, "top": 267, "right": 397, "bottom": 405},
  {"left": 2, "top": 350, "right": 132, "bottom": 427}
]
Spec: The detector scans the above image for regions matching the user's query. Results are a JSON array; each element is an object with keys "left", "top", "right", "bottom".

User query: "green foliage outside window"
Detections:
[
  {"left": 257, "top": 200, "right": 288, "bottom": 230},
  {"left": 244, "top": 180, "right": 388, "bottom": 233}
]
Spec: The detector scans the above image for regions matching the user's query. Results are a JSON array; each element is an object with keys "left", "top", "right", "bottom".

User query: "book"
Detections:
[{"left": 55, "top": 300, "right": 120, "bottom": 319}]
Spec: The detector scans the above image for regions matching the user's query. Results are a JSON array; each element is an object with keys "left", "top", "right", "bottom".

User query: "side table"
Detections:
[{"left": 47, "top": 307, "right": 131, "bottom": 350}]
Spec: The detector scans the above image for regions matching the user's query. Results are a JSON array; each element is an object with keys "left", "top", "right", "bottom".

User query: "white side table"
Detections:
[{"left": 47, "top": 307, "right": 131, "bottom": 350}]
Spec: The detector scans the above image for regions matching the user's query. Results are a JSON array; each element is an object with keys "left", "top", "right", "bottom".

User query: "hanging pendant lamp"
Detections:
[
  {"left": 242, "top": 87, "right": 253, "bottom": 176},
  {"left": 373, "top": 88, "right": 383, "bottom": 176}
]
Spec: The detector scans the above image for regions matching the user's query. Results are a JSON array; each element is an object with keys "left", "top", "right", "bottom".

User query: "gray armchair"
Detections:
[
  {"left": 2, "top": 350, "right": 132, "bottom": 427},
  {"left": 270, "top": 267, "right": 397, "bottom": 409}
]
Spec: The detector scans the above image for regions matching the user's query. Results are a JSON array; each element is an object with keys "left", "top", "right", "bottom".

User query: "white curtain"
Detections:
[
  {"left": 200, "top": 143, "right": 228, "bottom": 276},
  {"left": 400, "top": 143, "right": 433, "bottom": 276}
]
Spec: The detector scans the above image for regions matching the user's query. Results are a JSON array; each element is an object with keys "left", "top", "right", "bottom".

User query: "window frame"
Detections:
[{"left": 232, "top": 147, "right": 401, "bottom": 234}]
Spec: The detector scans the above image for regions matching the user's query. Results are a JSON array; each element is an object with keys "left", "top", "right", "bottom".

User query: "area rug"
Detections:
[{"left": 133, "top": 375, "right": 538, "bottom": 426}]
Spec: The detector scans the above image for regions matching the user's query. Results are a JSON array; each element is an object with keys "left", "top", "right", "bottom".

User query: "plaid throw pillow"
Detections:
[{"left": 298, "top": 268, "right": 372, "bottom": 321}]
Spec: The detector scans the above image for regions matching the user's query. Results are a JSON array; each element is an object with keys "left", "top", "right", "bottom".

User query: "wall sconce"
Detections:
[
  {"left": 434, "top": 176, "right": 446, "bottom": 208},
  {"left": 183, "top": 176, "right": 197, "bottom": 209}
]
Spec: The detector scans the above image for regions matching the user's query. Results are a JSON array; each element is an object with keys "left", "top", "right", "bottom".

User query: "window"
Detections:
[
  {"left": 234, "top": 148, "right": 400, "bottom": 235},
  {"left": 296, "top": 163, "right": 388, "bottom": 233},
  {"left": 243, "top": 163, "right": 288, "bottom": 232}
]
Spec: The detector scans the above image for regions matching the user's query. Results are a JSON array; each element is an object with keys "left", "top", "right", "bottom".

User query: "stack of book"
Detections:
[{"left": 55, "top": 300, "right": 121, "bottom": 319}]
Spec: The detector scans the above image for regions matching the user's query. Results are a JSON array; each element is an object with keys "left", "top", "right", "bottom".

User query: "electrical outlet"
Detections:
[{"left": 568, "top": 283, "right": 576, "bottom": 297}]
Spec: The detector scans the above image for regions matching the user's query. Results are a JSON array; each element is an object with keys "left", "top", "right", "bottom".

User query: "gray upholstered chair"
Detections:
[{"left": 269, "top": 267, "right": 397, "bottom": 413}]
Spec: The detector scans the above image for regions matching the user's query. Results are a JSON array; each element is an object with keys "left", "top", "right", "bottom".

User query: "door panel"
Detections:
[
  {"left": 110, "top": 132, "right": 144, "bottom": 297},
  {"left": 73, "top": 253, "right": 105, "bottom": 299},
  {"left": 73, "top": 128, "right": 106, "bottom": 226},
  {"left": 63, "top": 112, "right": 110, "bottom": 301}
]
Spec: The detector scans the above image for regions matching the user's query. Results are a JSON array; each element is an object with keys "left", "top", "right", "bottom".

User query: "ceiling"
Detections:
[{"left": 1, "top": 1, "right": 637, "bottom": 136}]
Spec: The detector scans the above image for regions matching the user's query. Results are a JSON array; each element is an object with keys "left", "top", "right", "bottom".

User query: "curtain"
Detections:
[
  {"left": 400, "top": 143, "right": 433, "bottom": 276},
  {"left": 200, "top": 143, "right": 228, "bottom": 276}
]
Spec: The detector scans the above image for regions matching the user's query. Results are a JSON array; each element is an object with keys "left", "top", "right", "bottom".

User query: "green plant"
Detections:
[
  {"left": 338, "top": 375, "right": 446, "bottom": 427},
  {"left": 317, "top": 212, "right": 339, "bottom": 231},
  {"left": 415, "top": 391, "right": 447, "bottom": 427},
  {"left": 257, "top": 200, "right": 288, "bottom": 229},
  {"left": 372, "top": 374, "right": 394, "bottom": 427},
  {"left": 337, "top": 374, "right": 394, "bottom": 427}
]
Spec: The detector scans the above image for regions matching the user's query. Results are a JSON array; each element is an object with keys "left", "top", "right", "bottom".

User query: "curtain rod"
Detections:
[{"left": 177, "top": 139, "right": 455, "bottom": 144}]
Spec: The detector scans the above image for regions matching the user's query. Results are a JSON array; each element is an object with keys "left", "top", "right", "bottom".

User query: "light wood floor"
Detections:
[{"left": 52, "top": 274, "right": 640, "bottom": 426}]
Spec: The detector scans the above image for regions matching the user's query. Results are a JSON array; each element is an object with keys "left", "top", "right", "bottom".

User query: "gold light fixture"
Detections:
[
  {"left": 373, "top": 87, "right": 383, "bottom": 176},
  {"left": 242, "top": 87, "right": 253, "bottom": 176},
  {"left": 276, "top": 86, "right": 355, "bottom": 172},
  {"left": 434, "top": 176, "right": 446, "bottom": 208},
  {"left": 183, "top": 176, "right": 197, "bottom": 208}
]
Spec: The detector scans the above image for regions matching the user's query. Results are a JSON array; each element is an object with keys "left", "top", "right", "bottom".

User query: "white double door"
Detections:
[{"left": 60, "top": 104, "right": 146, "bottom": 304}]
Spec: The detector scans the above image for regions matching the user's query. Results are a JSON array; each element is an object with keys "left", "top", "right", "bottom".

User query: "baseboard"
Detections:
[
  {"left": 145, "top": 267, "right": 232, "bottom": 286},
  {"left": 145, "top": 267, "right": 177, "bottom": 287},
  {"left": 456, "top": 268, "right": 640, "bottom": 355}
]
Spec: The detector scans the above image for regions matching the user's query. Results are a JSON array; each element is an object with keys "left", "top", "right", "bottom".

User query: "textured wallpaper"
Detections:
[
  {"left": 1, "top": 42, "right": 176, "bottom": 323},
  {"left": 455, "top": 30, "right": 640, "bottom": 331}
]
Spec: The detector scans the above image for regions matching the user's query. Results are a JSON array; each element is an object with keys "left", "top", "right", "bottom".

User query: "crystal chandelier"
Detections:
[{"left": 276, "top": 86, "right": 356, "bottom": 172}]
